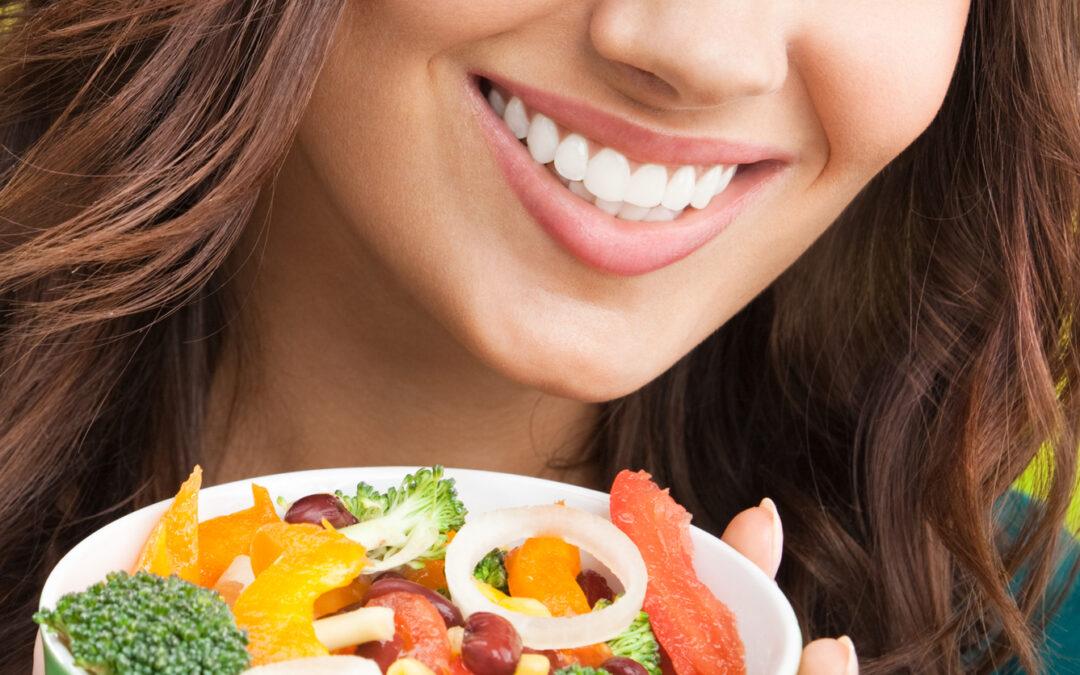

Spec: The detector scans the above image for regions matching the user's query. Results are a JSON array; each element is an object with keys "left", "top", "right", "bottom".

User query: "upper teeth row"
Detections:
[{"left": 488, "top": 89, "right": 737, "bottom": 221}]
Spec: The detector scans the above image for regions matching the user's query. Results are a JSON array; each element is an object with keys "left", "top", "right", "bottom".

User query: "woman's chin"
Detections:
[{"left": 470, "top": 329, "right": 684, "bottom": 404}]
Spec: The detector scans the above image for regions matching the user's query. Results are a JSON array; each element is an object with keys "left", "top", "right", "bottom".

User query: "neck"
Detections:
[{"left": 204, "top": 148, "right": 600, "bottom": 488}]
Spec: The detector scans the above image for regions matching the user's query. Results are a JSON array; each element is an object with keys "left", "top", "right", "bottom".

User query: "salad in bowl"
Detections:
[{"left": 36, "top": 466, "right": 801, "bottom": 674}]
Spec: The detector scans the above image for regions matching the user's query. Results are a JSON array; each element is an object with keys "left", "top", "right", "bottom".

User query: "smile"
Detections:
[
  {"left": 483, "top": 82, "right": 738, "bottom": 222},
  {"left": 468, "top": 75, "right": 790, "bottom": 275}
]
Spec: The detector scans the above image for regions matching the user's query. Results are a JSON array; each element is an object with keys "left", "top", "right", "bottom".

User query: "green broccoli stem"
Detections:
[{"left": 335, "top": 466, "right": 468, "bottom": 573}]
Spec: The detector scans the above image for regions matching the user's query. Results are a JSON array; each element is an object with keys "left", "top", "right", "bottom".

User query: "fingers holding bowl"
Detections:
[
  {"left": 720, "top": 497, "right": 784, "bottom": 579},
  {"left": 723, "top": 499, "right": 855, "bottom": 675},
  {"left": 798, "top": 636, "right": 859, "bottom": 675}
]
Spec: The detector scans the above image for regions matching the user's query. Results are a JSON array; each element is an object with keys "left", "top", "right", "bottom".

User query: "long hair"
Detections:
[
  {"left": 0, "top": 0, "right": 347, "bottom": 667},
  {"left": 1, "top": 1, "right": 1078, "bottom": 674}
]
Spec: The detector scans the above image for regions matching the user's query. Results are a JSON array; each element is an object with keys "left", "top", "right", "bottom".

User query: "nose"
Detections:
[{"left": 588, "top": 0, "right": 791, "bottom": 109}]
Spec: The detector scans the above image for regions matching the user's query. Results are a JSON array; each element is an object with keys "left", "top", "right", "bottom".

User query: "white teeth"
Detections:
[
  {"left": 644, "top": 207, "right": 678, "bottom": 222},
  {"left": 584, "top": 148, "right": 631, "bottom": 202},
  {"left": 487, "top": 89, "right": 506, "bottom": 118},
  {"left": 714, "top": 164, "right": 737, "bottom": 195},
  {"left": 553, "top": 134, "right": 589, "bottom": 182},
  {"left": 527, "top": 114, "right": 559, "bottom": 164},
  {"left": 690, "top": 166, "right": 723, "bottom": 209},
  {"left": 661, "top": 166, "right": 696, "bottom": 211},
  {"left": 617, "top": 203, "right": 651, "bottom": 221},
  {"left": 568, "top": 180, "right": 592, "bottom": 201},
  {"left": 624, "top": 164, "right": 667, "bottom": 208},
  {"left": 504, "top": 97, "right": 529, "bottom": 139},
  {"left": 594, "top": 198, "right": 622, "bottom": 216},
  {"left": 493, "top": 90, "right": 741, "bottom": 221}
]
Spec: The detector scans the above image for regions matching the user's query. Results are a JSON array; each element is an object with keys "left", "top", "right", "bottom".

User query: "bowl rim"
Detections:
[{"left": 38, "top": 465, "right": 803, "bottom": 674}]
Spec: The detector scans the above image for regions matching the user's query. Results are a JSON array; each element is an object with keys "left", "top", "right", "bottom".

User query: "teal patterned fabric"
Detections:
[
  {"left": 1039, "top": 571, "right": 1080, "bottom": 674},
  {"left": 994, "top": 492, "right": 1080, "bottom": 674}
]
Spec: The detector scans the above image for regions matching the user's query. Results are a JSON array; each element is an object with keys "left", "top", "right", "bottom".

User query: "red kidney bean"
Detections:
[
  {"left": 283, "top": 493, "right": 359, "bottom": 528},
  {"left": 354, "top": 633, "right": 403, "bottom": 672},
  {"left": 521, "top": 647, "right": 558, "bottom": 674},
  {"left": 362, "top": 577, "right": 464, "bottom": 628},
  {"left": 601, "top": 657, "right": 650, "bottom": 675},
  {"left": 462, "top": 612, "right": 522, "bottom": 675},
  {"left": 576, "top": 569, "right": 615, "bottom": 607}
]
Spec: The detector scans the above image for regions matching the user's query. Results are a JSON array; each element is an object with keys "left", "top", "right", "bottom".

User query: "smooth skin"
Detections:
[{"left": 195, "top": 1, "right": 971, "bottom": 671}]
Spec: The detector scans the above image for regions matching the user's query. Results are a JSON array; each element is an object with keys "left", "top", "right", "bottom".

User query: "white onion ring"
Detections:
[{"left": 444, "top": 504, "right": 647, "bottom": 650}]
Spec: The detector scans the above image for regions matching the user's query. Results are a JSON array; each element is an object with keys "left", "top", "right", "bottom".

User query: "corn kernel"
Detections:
[
  {"left": 513, "top": 653, "right": 553, "bottom": 675},
  {"left": 387, "top": 658, "right": 436, "bottom": 675},
  {"left": 473, "top": 579, "right": 552, "bottom": 617},
  {"left": 474, "top": 579, "right": 506, "bottom": 603},
  {"left": 498, "top": 596, "right": 552, "bottom": 617}
]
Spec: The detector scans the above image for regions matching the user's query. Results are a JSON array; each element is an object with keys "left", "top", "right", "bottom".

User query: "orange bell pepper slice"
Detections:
[
  {"left": 248, "top": 520, "right": 322, "bottom": 576},
  {"left": 133, "top": 466, "right": 201, "bottom": 584},
  {"left": 403, "top": 558, "right": 448, "bottom": 592},
  {"left": 313, "top": 576, "right": 371, "bottom": 618},
  {"left": 506, "top": 536, "right": 591, "bottom": 616},
  {"left": 196, "top": 483, "right": 280, "bottom": 587},
  {"left": 232, "top": 522, "right": 368, "bottom": 666},
  {"left": 558, "top": 642, "right": 614, "bottom": 668}
]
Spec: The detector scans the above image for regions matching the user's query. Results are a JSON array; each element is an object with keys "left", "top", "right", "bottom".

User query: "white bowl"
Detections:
[{"left": 38, "top": 466, "right": 802, "bottom": 674}]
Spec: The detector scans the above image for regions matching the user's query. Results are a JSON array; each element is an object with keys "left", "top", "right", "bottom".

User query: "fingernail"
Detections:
[
  {"left": 838, "top": 635, "right": 858, "bottom": 675},
  {"left": 758, "top": 497, "right": 783, "bottom": 577}
]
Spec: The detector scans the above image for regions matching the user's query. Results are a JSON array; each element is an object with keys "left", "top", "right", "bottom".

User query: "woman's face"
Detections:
[{"left": 285, "top": 0, "right": 970, "bottom": 401}]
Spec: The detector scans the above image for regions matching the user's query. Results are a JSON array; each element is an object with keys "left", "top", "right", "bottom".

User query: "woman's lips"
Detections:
[{"left": 466, "top": 74, "right": 790, "bottom": 276}]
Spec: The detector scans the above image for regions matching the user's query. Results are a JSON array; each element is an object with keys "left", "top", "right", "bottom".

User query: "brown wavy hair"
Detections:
[{"left": 2, "top": 1, "right": 1078, "bottom": 673}]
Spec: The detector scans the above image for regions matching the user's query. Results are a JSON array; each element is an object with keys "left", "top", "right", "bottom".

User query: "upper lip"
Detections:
[{"left": 476, "top": 72, "right": 793, "bottom": 168}]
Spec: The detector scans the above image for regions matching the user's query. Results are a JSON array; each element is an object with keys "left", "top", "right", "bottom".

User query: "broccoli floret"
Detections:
[
  {"left": 593, "top": 598, "right": 662, "bottom": 675},
  {"left": 472, "top": 548, "right": 509, "bottom": 593},
  {"left": 33, "top": 570, "right": 250, "bottom": 675},
  {"left": 554, "top": 667, "right": 609, "bottom": 675},
  {"left": 335, "top": 481, "right": 388, "bottom": 521},
  {"left": 337, "top": 466, "right": 468, "bottom": 572}
]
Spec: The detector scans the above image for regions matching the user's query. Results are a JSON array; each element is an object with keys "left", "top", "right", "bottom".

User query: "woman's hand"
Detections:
[{"left": 721, "top": 499, "right": 858, "bottom": 675}]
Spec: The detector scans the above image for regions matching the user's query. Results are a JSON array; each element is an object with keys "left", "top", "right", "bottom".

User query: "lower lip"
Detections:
[{"left": 465, "top": 78, "right": 785, "bottom": 276}]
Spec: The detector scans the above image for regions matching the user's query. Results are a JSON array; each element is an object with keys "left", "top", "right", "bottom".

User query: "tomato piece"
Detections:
[
  {"left": 506, "top": 537, "right": 590, "bottom": 616},
  {"left": 366, "top": 590, "right": 452, "bottom": 675},
  {"left": 233, "top": 522, "right": 368, "bottom": 665},
  {"left": 133, "top": 466, "right": 201, "bottom": 583},
  {"left": 197, "top": 483, "right": 280, "bottom": 587},
  {"left": 609, "top": 470, "right": 746, "bottom": 675}
]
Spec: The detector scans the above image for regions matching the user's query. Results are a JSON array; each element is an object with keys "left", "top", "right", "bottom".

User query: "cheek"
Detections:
[
  {"left": 796, "top": 2, "right": 969, "bottom": 177},
  {"left": 355, "top": 0, "right": 561, "bottom": 48}
]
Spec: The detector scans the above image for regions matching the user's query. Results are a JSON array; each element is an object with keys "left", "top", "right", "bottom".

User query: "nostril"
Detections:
[{"left": 612, "top": 62, "right": 679, "bottom": 102}]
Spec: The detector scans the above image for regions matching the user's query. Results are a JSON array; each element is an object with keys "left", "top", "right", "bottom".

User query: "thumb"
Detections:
[
  {"left": 720, "top": 498, "right": 783, "bottom": 579},
  {"left": 798, "top": 637, "right": 858, "bottom": 675}
]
